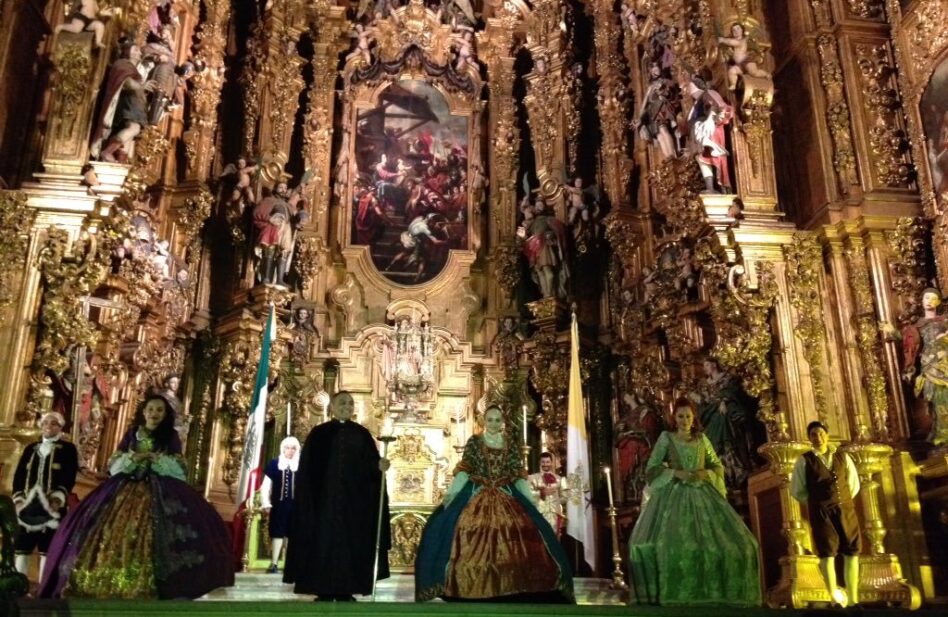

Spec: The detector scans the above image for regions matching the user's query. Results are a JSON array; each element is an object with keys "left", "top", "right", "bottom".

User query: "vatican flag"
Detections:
[
  {"left": 236, "top": 304, "right": 277, "bottom": 505},
  {"left": 566, "top": 310, "right": 596, "bottom": 572}
]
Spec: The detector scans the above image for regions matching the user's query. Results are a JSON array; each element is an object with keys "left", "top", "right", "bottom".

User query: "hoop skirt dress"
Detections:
[
  {"left": 40, "top": 427, "right": 234, "bottom": 599},
  {"left": 628, "top": 430, "right": 761, "bottom": 606},
  {"left": 415, "top": 434, "right": 574, "bottom": 602}
]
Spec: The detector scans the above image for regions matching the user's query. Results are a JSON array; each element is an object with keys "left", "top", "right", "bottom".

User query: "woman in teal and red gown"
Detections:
[
  {"left": 628, "top": 397, "right": 761, "bottom": 606},
  {"left": 415, "top": 406, "right": 573, "bottom": 602}
]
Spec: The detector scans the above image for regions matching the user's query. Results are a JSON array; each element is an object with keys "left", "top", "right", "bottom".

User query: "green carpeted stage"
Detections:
[
  {"left": 10, "top": 574, "right": 948, "bottom": 617},
  {"left": 12, "top": 600, "right": 948, "bottom": 617}
]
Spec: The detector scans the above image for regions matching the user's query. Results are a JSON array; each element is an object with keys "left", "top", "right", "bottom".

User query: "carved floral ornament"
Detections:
[
  {"left": 893, "top": 0, "right": 948, "bottom": 214},
  {"left": 0, "top": 192, "right": 35, "bottom": 319}
]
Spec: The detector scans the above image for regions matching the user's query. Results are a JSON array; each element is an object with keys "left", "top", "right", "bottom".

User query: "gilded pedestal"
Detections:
[{"left": 843, "top": 442, "right": 921, "bottom": 609}]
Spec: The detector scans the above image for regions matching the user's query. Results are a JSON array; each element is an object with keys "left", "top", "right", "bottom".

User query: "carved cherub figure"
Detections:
[
  {"left": 717, "top": 22, "right": 771, "bottom": 91},
  {"left": 220, "top": 155, "right": 259, "bottom": 208},
  {"left": 518, "top": 193, "right": 535, "bottom": 226},
  {"left": 562, "top": 176, "right": 601, "bottom": 241},
  {"left": 450, "top": 24, "right": 476, "bottom": 73},
  {"left": 55, "top": 0, "right": 118, "bottom": 48},
  {"left": 346, "top": 23, "right": 378, "bottom": 66}
]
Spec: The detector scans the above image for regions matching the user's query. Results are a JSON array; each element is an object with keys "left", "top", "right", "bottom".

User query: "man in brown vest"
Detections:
[{"left": 790, "top": 420, "right": 861, "bottom": 608}]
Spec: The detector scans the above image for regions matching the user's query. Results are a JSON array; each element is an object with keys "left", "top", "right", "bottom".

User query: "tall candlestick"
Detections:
[
  {"left": 602, "top": 465, "right": 627, "bottom": 590},
  {"left": 522, "top": 404, "right": 528, "bottom": 445},
  {"left": 603, "top": 466, "right": 615, "bottom": 506}
]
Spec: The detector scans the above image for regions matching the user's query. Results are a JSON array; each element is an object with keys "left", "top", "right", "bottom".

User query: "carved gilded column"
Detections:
[
  {"left": 259, "top": 9, "right": 306, "bottom": 173},
  {"left": 822, "top": 226, "right": 873, "bottom": 441},
  {"left": 303, "top": 9, "right": 348, "bottom": 235},
  {"left": 814, "top": 32, "right": 861, "bottom": 198},
  {"left": 240, "top": 1, "right": 306, "bottom": 169},
  {"left": 842, "top": 228, "right": 890, "bottom": 442},
  {"left": 183, "top": 0, "right": 231, "bottom": 182},
  {"left": 862, "top": 222, "right": 910, "bottom": 441},
  {"left": 295, "top": 7, "right": 347, "bottom": 308},
  {"left": 783, "top": 234, "right": 831, "bottom": 425},
  {"left": 523, "top": 0, "right": 574, "bottom": 212},
  {"left": 523, "top": 62, "right": 572, "bottom": 209},
  {"left": 480, "top": 14, "right": 520, "bottom": 304},
  {"left": 586, "top": 0, "right": 632, "bottom": 209}
]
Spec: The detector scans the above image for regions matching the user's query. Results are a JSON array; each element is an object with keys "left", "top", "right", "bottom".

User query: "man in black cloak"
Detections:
[{"left": 284, "top": 390, "right": 391, "bottom": 601}]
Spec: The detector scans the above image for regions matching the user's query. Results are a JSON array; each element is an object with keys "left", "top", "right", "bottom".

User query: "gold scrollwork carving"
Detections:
[
  {"left": 649, "top": 157, "right": 707, "bottom": 237},
  {"left": 177, "top": 187, "right": 214, "bottom": 260},
  {"left": 530, "top": 329, "right": 570, "bottom": 446},
  {"left": 906, "top": 0, "right": 948, "bottom": 77},
  {"left": 854, "top": 43, "right": 914, "bottom": 189},
  {"left": 389, "top": 512, "right": 427, "bottom": 569},
  {"left": 695, "top": 244, "right": 784, "bottom": 440},
  {"left": 121, "top": 125, "right": 171, "bottom": 198},
  {"left": 815, "top": 34, "right": 859, "bottom": 194},
  {"left": 52, "top": 44, "right": 93, "bottom": 133},
  {"left": 292, "top": 234, "right": 328, "bottom": 294},
  {"left": 489, "top": 242, "right": 522, "bottom": 302},
  {"left": 219, "top": 335, "right": 263, "bottom": 486},
  {"left": 24, "top": 223, "right": 113, "bottom": 422},
  {"left": 845, "top": 0, "right": 885, "bottom": 20},
  {"left": 886, "top": 217, "right": 930, "bottom": 327},
  {"left": 0, "top": 192, "right": 36, "bottom": 319},
  {"left": 784, "top": 234, "right": 830, "bottom": 423}
]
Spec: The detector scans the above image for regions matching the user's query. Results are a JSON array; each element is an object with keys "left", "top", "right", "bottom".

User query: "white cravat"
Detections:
[{"left": 37, "top": 434, "right": 61, "bottom": 458}]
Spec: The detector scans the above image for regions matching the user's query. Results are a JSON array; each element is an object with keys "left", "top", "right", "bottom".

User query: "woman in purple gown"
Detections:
[{"left": 40, "top": 393, "right": 234, "bottom": 599}]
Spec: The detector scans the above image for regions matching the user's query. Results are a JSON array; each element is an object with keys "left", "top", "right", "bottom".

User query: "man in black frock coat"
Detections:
[
  {"left": 13, "top": 411, "right": 79, "bottom": 580},
  {"left": 284, "top": 390, "right": 391, "bottom": 601}
]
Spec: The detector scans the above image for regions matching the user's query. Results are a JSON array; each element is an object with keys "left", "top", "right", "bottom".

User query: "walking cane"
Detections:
[{"left": 372, "top": 435, "right": 396, "bottom": 601}]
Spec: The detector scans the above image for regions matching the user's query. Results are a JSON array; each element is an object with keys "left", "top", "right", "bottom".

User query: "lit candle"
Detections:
[
  {"left": 286, "top": 402, "right": 292, "bottom": 437},
  {"left": 522, "top": 404, "right": 528, "bottom": 445},
  {"left": 603, "top": 466, "right": 615, "bottom": 507}
]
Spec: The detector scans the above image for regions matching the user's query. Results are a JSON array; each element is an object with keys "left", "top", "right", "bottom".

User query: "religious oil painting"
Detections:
[
  {"left": 920, "top": 55, "right": 948, "bottom": 208},
  {"left": 350, "top": 79, "right": 470, "bottom": 286}
]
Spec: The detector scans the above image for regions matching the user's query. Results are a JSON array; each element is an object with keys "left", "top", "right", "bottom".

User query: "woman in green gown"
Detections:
[{"left": 628, "top": 398, "right": 761, "bottom": 606}]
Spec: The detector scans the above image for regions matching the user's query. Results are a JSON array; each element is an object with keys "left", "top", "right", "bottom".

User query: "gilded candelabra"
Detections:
[{"left": 602, "top": 467, "right": 627, "bottom": 590}]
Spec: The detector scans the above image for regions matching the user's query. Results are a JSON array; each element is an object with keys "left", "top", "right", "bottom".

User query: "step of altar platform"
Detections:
[
  {"left": 199, "top": 572, "right": 627, "bottom": 605},
  {"left": 12, "top": 598, "right": 928, "bottom": 617}
]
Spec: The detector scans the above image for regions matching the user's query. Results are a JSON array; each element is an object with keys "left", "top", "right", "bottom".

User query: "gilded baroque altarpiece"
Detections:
[{"left": 0, "top": 0, "right": 947, "bottom": 605}]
